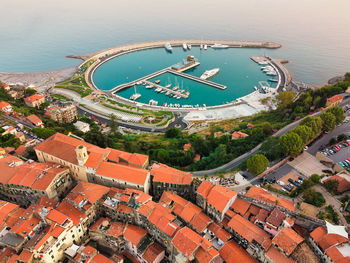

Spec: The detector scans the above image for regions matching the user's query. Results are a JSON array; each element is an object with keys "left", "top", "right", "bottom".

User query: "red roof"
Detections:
[
  {"left": 24, "top": 94, "right": 45, "bottom": 102},
  {"left": 107, "top": 148, "right": 148, "bottom": 167},
  {"left": 147, "top": 203, "right": 179, "bottom": 237},
  {"left": 220, "top": 241, "right": 257, "bottom": 263},
  {"left": 27, "top": 114, "right": 42, "bottom": 125},
  {"left": 183, "top": 143, "right": 191, "bottom": 150},
  {"left": 310, "top": 226, "right": 348, "bottom": 252},
  {"left": 208, "top": 223, "right": 231, "bottom": 243},
  {"left": 266, "top": 246, "right": 296, "bottom": 263},
  {"left": 324, "top": 175, "right": 350, "bottom": 193},
  {"left": 228, "top": 214, "right": 271, "bottom": 249},
  {"left": 151, "top": 163, "right": 192, "bottom": 185},
  {"left": 96, "top": 161, "right": 149, "bottom": 185},
  {"left": 197, "top": 181, "right": 214, "bottom": 198},
  {"left": 230, "top": 198, "right": 251, "bottom": 215},
  {"left": 272, "top": 227, "right": 304, "bottom": 256},
  {"left": 246, "top": 186, "right": 295, "bottom": 211},
  {"left": 232, "top": 131, "right": 249, "bottom": 139},
  {"left": 266, "top": 208, "right": 286, "bottom": 227},
  {"left": 327, "top": 94, "right": 343, "bottom": 104},
  {"left": 207, "top": 185, "right": 237, "bottom": 213},
  {"left": 90, "top": 253, "right": 115, "bottom": 263},
  {"left": 142, "top": 242, "right": 165, "bottom": 263},
  {"left": 46, "top": 209, "right": 69, "bottom": 225},
  {"left": 123, "top": 224, "right": 147, "bottom": 246},
  {"left": 0, "top": 101, "right": 11, "bottom": 109}
]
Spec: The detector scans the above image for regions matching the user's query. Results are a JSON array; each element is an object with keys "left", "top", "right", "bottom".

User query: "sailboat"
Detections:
[{"left": 129, "top": 85, "right": 141, "bottom": 100}]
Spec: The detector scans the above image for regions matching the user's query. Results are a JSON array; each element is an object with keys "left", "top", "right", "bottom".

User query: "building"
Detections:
[
  {"left": 326, "top": 94, "right": 343, "bottom": 108},
  {"left": 227, "top": 213, "right": 271, "bottom": 260},
  {"left": 24, "top": 94, "right": 45, "bottom": 108},
  {"left": 27, "top": 114, "right": 44, "bottom": 127},
  {"left": 0, "top": 101, "right": 12, "bottom": 113},
  {"left": 264, "top": 208, "right": 286, "bottom": 236},
  {"left": 46, "top": 103, "right": 78, "bottom": 123},
  {"left": 309, "top": 222, "right": 350, "bottom": 263},
  {"left": 271, "top": 227, "right": 303, "bottom": 257},
  {"left": 219, "top": 240, "right": 257, "bottom": 263},
  {"left": 232, "top": 131, "right": 249, "bottom": 140},
  {"left": 197, "top": 183, "right": 237, "bottom": 222},
  {"left": 171, "top": 226, "right": 221, "bottom": 263},
  {"left": 323, "top": 172, "right": 350, "bottom": 193},
  {"left": 74, "top": 121, "right": 90, "bottom": 133},
  {"left": 34, "top": 133, "right": 149, "bottom": 185},
  {"left": 150, "top": 163, "right": 192, "bottom": 200},
  {"left": 0, "top": 156, "right": 73, "bottom": 206}
]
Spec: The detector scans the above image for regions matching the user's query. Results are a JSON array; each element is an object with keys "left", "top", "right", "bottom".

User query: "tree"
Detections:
[
  {"left": 32, "top": 127, "right": 56, "bottom": 139},
  {"left": 327, "top": 106, "right": 345, "bottom": 125},
  {"left": 337, "top": 134, "right": 347, "bottom": 142},
  {"left": 109, "top": 113, "right": 118, "bottom": 134},
  {"left": 290, "top": 125, "right": 313, "bottom": 144},
  {"left": 280, "top": 132, "right": 303, "bottom": 156},
  {"left": 310, "top": 174, "right": 321, "bottom": 184},
  {"left": 320, "top": 112, "right": 336, "bottom": 132},
  {"left": 246, "top": 154, "right": 269, "bottom": 175},
  {"left": 324, "top": 179, "right": 339, "bottom": 195},
  {"left": 260, "top": 136, "right": 285, "bottom": 161},
  {"left": 275, "top": 91, "right": 295, "bottom": 111},
  {"left": 300, "top": 116, "right": 323, "bottom": 136},
  {"left": 165, "top": 128, "right": 181, "bottom": 138},
  {"left": 303, "top": 189, "right": 325, "bottom": 207}
]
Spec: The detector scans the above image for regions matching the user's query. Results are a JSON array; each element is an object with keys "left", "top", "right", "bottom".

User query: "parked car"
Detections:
[
  {"left": 338, "top": 162, "right": 345, "bottom": 167},
  {"left": 277, "top": 181, "right": 285, "bottom": 186}
]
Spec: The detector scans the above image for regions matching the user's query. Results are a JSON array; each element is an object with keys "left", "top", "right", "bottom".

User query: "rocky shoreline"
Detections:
[{"left": 0, "top": 66, "right": 78, "bottom": 88}]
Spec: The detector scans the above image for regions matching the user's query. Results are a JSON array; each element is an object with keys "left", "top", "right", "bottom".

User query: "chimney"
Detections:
[{"left": 75, "top": 145, "right": 88, "bottom": 166}]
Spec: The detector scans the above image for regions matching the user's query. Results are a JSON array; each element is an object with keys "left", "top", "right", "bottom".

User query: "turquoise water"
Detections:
[
  {"left": 93, "top": 46, "right": 276, "bottom": 106},
  {"left": 1, "top": 0, "right": 350, "bottom": 85}
]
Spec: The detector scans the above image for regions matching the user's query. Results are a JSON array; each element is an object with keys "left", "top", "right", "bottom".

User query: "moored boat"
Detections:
[{"left": 200, "top": 68, "right": 220, "bottom": 80}]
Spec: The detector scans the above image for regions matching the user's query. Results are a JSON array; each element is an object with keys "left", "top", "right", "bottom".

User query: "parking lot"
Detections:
[
  {"left": 271, "top": 170, "right": 302, "bottom": 193},
  {"left": 320, "top": 139, "right": 350, "bottom": 168}
]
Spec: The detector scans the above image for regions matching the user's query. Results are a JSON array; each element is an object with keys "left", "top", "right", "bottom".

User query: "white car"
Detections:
[{"left": 277, "top": 180, "right": 285, "bottom": 186}]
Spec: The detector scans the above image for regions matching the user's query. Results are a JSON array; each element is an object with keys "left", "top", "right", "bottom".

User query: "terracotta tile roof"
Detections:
[
  {"left": 272, "top": 227, "right": 303, "bottom": 256},
  {"left": 67, "top": 181, "right": 109, "bottom": 206},
  {"left": 219, "top": 241, "right": 257, "bottom": 263},
  {"left": 246, "top": 186, "right": 295, "bottom": 211},
  {"left": 96, "top": 161, "right": 149, "bottom": 185},
  {"left": 56, "top": 200, "right": 86, "bottom": 225},
  {"left": 0, "top": 101, "right": 11, "bottom": 109},
  {"left": 197, "top": 181, "right": 214, "bottom": 198},
  {"left": 266, "top": 246, "right": 296, "bottom": 263},
  {"left": 180, "top": 202, "right": 202, "bottom": 222},
  {"left": 24, "top": 94, "right": 44, "bottom": 102},
  {"left": 0, "top": 202, "right": 19, "bottom": 228},
  {"left": 50, "top": 225, "right": 65, "bottom": 238},
  {"left": 327, "top": 94, "right": 343, "bottom": 104},
  {"left": 151, "top": 163, "right": 192, "bottom": 185},
  {"left": 266, "top": 208, "right": 286, "bottom": 227},
  {"left": 15, "top": 145, "right": 27, "bottom": 155},
  {"left": 107, "top": 221, "right": 126, "bottom": 237},
  {"left": 34, "top": 133, "right": 108, "bottom": 166},
  {"left": 0, "top": 155, "right": 23, "bottom": 184},
  {"left": 107, "top": 148, "right": 148, "bottom": 167},
  {"left": 225, "top": 209, "right": 235, "bottom": 219},
  {"left": 27, "top": 114, "right": 42, "bottom": 125},
  {"left": 84, "top": 152, "right": 105, "bottom": 169},
  {"left": 228, "top": 214, "right": 271, "bottom": 249},
  {"left": 310, "top": 226, "right": 327, "bottom": 242},
  {"left": 123, "top": 224, "right": 147, "bottom": 246},
  {"left": 148, "top": 203, "right": 179, "bottom": 237},
  {"left": 138, "top": 201, "right": 156, "bottom": 217},
  {"left": 172, "top": 227, "right": 213, "bottom": 260},
  {"left": 207, "top": 185, "right": 237, "bottom": 213},
  {"left": 5, "top": 208, "right": 26, "bottom": 228},
  {"left": 11, "top": 216, "right": 41, "bottom": 238},
  {"left": 232, "top": 131, "right": 249, "bottom": 139},
  {"left": 115, "top": 203, "right": 133, "bottom": 214},
  {"left": 324, "top": 175, "right": 350, "bottom": 193},
  {"left": 319, "top": 234, "right": 348, "bottom": 251},
  {"left": 208, "top": 223, "right": 231, "bottom": 243},
  {"left": 89, "top": 217, "right": 106, "bottom": 232},
  {"left": 230, "top": 198, "right": 251, "bottom": 215},
  {"left": 256, "top": 208, "right": 269, "bottom": 222},
  {"left": 183, "top": 143, "right": 191, "bottom": 150},
  {"left": 90, "top": 253, "right": 115, "bottom": 263},
  {"left": 325, "top": 245, "right": 350, "bottom": 263},
  {"left": 195, "top": 247, "right": 220, "bottom": 263},
  {"left": 46, "top": 209, "right": 69, "bottom": 225},
  {"left": 142, "top": 242, "right": 165, "bottom": 263},
  {"left": 190, "top": 212, "right": 212, "bottom": 233},
  {"left": 0, "top": 248, "right": 16, "bottom": 263}
]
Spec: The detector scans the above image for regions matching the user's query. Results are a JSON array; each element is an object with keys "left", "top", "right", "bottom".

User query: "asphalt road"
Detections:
[{"left": 193, "top": 95, "right": 350, "bottom": 176}]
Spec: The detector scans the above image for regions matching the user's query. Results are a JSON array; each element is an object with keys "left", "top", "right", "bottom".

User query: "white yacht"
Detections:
[
  {"left": 130, "top": 93, "right": 141, "bottom": 101},
  {"left": 149, "top": 99, "right": 158, "bottom": 106},
  {"left": 165, "top": 84, "right": 171, "bottom": 88},
  {"left": 200, "top": 44, "right": 203, "bottom": 49},
  {"left": 182, "top": 43, "right": 188, "bottom": 50},
  {"left": 155, "top": 87, "right": 162, "bottom": 92},
  {"left": 204, "top": 44, "right": 208, "bottom": 50},
  {"left": 187, "top": 44, "right": 192, "bottom": 50},
  {"left": 145, "top": 84, "right": 153, "bottom": 89},
  {"left": 165, "top": 43, "right": 173, "bottom": 52},
  {"left": 211, "top": 43, "right": 229, "bottom": 49},
  {"left": 154, "top": 80, "right": 160, "bottom": 84},
  {"left": 200, "top": 68, "right": 220, "bottom": 80}
]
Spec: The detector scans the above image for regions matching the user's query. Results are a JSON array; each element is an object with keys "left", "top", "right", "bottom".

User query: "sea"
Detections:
[{"left": 1, "top": 0, "right": 350, "bottom": 86}]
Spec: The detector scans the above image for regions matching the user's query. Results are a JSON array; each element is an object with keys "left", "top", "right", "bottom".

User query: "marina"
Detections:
[{"left": 90, "top": 41, "right": 289, "bottom": 108}]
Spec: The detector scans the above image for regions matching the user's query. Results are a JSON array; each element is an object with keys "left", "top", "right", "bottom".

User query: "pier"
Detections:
[{"left": 143, "top": 80, "right": 189, "bottom": 99}]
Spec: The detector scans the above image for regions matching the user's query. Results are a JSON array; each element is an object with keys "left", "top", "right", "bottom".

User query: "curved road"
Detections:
[{"left": 193, "top": 95, "right": 350, "bottom": 176}]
